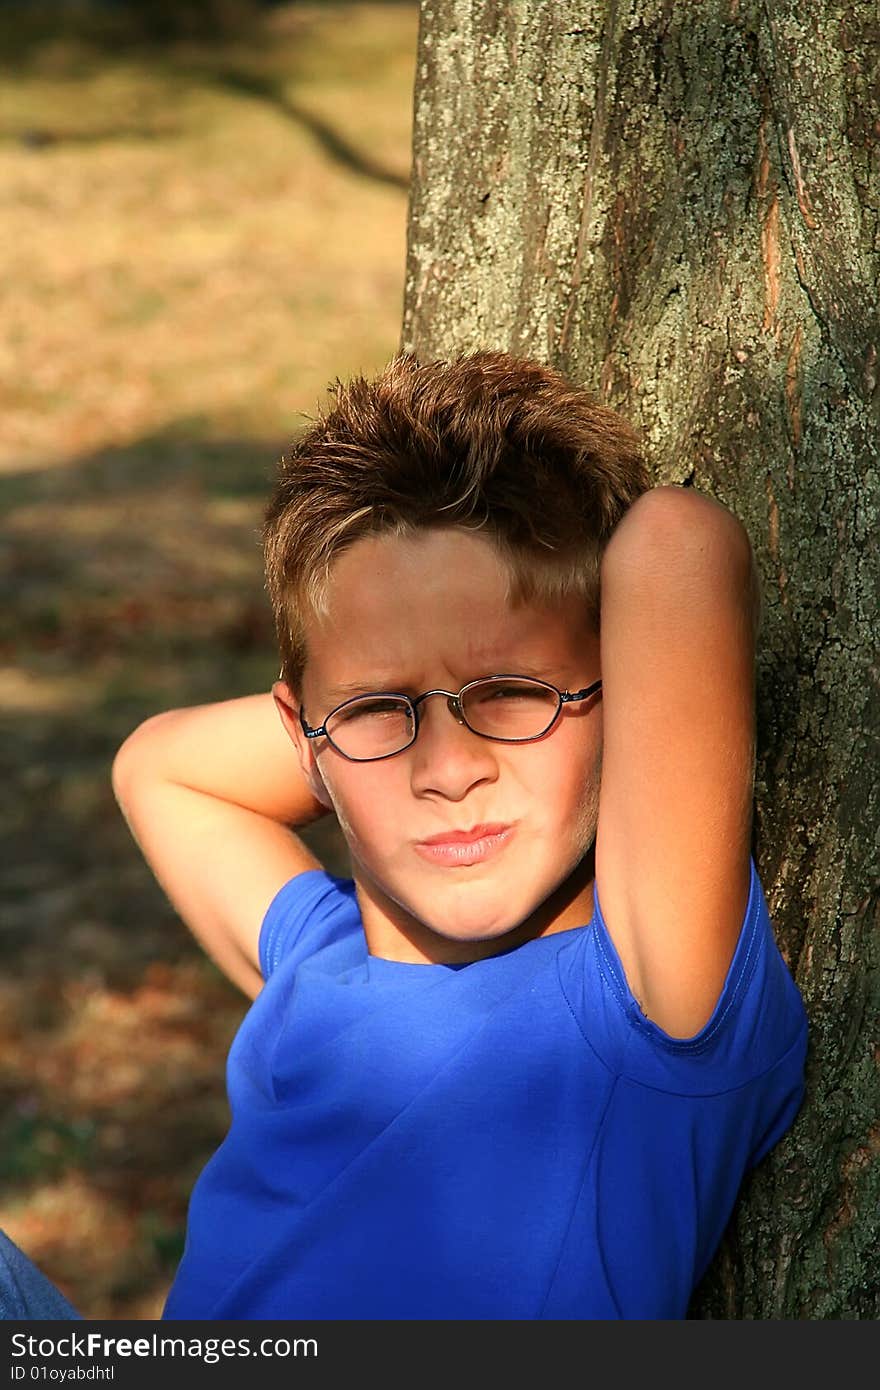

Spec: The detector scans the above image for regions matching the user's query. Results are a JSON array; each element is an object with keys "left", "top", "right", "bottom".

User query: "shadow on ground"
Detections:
[
  {"left": 0, "top": 1, "right": 411, "bottom": 190},
  {"left": 1, "top": 427, "right": 350, "bottom": 1317}
]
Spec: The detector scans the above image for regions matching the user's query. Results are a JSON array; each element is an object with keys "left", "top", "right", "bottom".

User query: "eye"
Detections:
[
  {"left": 486, "top": 685, "right": 536, "bottom": 700},
  {"left": 338, "top": 698, "right": 409, "bottom": 721},
  {"left": 470, "top": 682, "right": 549, "bottom": 705}
]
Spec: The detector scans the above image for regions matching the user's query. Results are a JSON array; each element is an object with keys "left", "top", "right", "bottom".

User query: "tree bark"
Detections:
[{"left": 402, "top": 0, "right": 879, "bottom": 1318}]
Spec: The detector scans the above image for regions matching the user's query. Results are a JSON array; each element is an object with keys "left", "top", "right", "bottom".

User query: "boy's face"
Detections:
[{"left": 274, "top": 527, "right": 603, "bottom": 964}]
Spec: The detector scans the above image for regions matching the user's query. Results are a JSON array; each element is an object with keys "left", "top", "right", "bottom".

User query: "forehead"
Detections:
[{"left": 303, "top": 528, "right": 595, "bottom": 695}]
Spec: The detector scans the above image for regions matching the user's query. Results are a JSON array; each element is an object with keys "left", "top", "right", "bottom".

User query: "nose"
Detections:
[{"left": 409, "top": 692, "right": 498, "bottom": 800}]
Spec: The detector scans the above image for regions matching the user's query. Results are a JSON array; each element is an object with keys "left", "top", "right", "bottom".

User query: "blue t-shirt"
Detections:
[{"left": 162, "top": 858, "right": 807, "bottom": 1320}]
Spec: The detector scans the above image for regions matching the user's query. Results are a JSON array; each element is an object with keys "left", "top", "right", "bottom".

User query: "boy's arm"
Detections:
[
  {"left": 594, "top": 484, "right": 760, "bottom": 1039},
  {"left": 111, "top": 693, "right": 330, "bottom": 1000}
]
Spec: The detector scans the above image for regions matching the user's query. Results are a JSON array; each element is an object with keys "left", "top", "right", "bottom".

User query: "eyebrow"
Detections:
[
  {"left": 324, "top": 664, "right": 560, "bottom": 702},
  {"left": 325, "top": 678, "right": 408, "bottom": 701}
]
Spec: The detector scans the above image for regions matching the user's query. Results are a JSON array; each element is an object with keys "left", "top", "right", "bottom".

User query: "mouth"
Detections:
[{"left": 414, "top": 824, "right": 514, "bottom": 867}]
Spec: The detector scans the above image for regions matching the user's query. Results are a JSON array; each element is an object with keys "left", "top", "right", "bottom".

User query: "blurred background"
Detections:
[{"left": 1, "top": 0, "right": 417, "bottom": 1317}]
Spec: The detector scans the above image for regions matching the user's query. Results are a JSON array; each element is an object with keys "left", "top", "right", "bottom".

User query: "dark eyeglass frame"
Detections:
[{"left": 299, "top": 674, "right": 603, "bottom": 763}]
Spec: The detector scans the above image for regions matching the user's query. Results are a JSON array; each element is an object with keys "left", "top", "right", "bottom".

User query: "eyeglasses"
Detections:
[{"left": 299, "top": 675, "right": 602, "bottom": 763}]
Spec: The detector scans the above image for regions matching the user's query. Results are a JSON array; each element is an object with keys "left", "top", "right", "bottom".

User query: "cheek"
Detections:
[
  {"left": 319, "top": 765, "right": 404, "bottom": 847},
  {"left": 525, "top": 727, "right": 600, "bottom": 795},
  {"left": 522, "top": 736, "right": 602, "bottom": 841}
]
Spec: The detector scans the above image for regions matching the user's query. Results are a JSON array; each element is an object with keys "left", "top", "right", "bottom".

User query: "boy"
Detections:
[{"left": 108, "top": 350, "right": 807, "bottom": 1319}]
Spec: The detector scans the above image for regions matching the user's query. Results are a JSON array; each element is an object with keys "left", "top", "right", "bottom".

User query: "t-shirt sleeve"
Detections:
[
  {"left": 258, "top": 868, "right": 361, "bottom": 981},
  {"left": 558, "top": 855, "right": 809, "bottom": 1125}
]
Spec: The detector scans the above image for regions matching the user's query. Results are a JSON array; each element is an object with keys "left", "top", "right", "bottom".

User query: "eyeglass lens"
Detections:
[{"left": 324, "top": 679, "right": 561, "bottom": 760}]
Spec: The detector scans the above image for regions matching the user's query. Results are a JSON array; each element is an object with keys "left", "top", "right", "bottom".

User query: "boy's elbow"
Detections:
[
  {"left": 111, "top": 740, "right": 141, "bottom": 817},
  {"left": 111, "top": 711, "right": 171, "bottom": 799},
  {"left": 111, "top": 746, "right": 133, "bottom": 808}
]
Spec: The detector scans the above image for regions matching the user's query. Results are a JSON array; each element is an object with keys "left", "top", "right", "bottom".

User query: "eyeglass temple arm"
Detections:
[
  {"left": 299, "top": 709, "right": 325, "bottom": 739},
  {"left": 560, "top": 679, "right": 603, "bottom": 705}
]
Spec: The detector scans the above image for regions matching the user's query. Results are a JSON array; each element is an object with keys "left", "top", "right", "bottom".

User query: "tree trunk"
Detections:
[{"left": 401, "top": 0, "right": 879, "bottom": 1318}]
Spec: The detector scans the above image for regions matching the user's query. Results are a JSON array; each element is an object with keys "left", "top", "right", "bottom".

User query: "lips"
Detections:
[
  {"left": 418, "top": 823, "right": 511, "bottom": 846},
  {"left": 413, "top": 824, "right": 515, "bottom": 868}
]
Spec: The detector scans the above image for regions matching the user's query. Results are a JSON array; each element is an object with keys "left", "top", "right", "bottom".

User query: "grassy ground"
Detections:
[{"left": 0, "top": 1, "right": 417, "bottom": 1318}]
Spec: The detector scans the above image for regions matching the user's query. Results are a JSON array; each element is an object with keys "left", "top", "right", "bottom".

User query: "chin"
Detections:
[
  {"left": 429, "top": 916, "right": 521, "bottom": 944},
  {"left": 408, "top": 887, "right": 534, "bottom": 943}
]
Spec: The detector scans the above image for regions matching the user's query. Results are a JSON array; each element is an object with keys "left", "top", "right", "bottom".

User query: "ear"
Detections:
[{"left": 271, "top": 679, "right": 334, "bottom": 812}]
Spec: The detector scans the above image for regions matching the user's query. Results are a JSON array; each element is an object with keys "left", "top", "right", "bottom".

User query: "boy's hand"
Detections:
[
  {"left": 112, "top": 693, "right": 330, "bottom": 999},
  {"left": 595, "top": 485, "right": 760, "bottom": 1038}
]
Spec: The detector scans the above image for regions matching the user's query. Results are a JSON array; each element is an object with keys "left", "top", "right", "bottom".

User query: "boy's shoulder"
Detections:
[
  {"left": 557, "top": 851, "right": 807, "bottom": 1097},
  {"left": 259, "top": 868, "right": 362, "bottom": 982}
]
